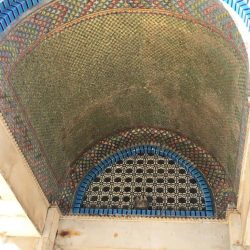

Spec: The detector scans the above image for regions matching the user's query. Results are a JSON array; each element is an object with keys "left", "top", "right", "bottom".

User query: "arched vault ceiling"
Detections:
[{"left": 9, "top": 10, "right": 247, "bottom": 185}]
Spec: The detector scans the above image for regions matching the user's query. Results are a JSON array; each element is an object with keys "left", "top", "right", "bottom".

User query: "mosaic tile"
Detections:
[{"left": 0, "top": 0, "right": 247, "bottom": 209}]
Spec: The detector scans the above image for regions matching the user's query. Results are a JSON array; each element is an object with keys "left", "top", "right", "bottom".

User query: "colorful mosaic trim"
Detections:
[
  {"left": 0, "top": 0, "right": 246, "bottom": 63},
  {"left": 73, "top": 145, "right": 214, "bottom": 218},
  {"left": 223, "top": 0, "right": 250, "bottom": 30},
  {"left": 0, "top": 0, "right": 248, "bottom": 35},
  {"left": 0, "top": 0, "right": 41, "bottom": 32},
  {"left": 0, "top": 0, "right": 246, "bottom": 204},
  {"left": 59, "top": 128, "right": 235, "bottom": 218}
]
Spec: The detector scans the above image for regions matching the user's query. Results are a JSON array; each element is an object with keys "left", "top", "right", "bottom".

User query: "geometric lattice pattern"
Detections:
[
  {"left": 73, "top": 145, "right": 214, "bottom": 217},
  {"left": 84, "top": 155, "right": 206, "bottom": 211}
]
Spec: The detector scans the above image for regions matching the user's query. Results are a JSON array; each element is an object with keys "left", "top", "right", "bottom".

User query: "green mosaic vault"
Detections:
[{"left": 0, "top": 0, "right": 248, "bottom": 217}]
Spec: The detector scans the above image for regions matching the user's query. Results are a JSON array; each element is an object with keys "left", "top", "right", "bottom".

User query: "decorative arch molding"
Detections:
[{"left": 73, "top": 145, "right": 214, "bottom": 218}]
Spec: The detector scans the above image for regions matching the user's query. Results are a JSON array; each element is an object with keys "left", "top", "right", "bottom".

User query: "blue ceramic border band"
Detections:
[
  {"left": 0, "top": 0, "right": 41, "bottom": 32},
  {"left": 223, "top": 0, "right": 250, "bottom": 30},
  {"left": 72, "top": 145, "right": 214, "bottom": 218}
]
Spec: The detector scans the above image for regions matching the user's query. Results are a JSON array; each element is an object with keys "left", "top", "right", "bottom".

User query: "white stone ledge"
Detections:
[
  {"left": 0, "top": 113, "right": 49, "bottom": 234},
  {"left": 55, "top": 215, "right": 230, "bottom": 250}
]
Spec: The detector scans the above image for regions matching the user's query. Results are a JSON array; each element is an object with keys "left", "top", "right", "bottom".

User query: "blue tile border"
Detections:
[
  {"left": 76, "top": 207, "right": 212, "bottom": 218},
  {"left": 0, "top": 0, "right": 41, "bottom": 32},
  {"left": 72, "top": 145, "right": 215, "bottom": 218},
  {"left": 223, "top": 0, "right": 250, "bottom": 31}
]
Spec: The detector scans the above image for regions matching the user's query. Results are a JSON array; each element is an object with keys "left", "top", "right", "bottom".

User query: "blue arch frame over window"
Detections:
[{"left": 73, "top": 145, "right": 214, "bottom": 218}]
